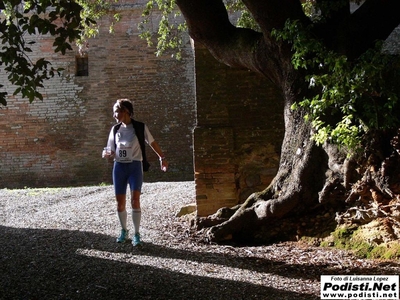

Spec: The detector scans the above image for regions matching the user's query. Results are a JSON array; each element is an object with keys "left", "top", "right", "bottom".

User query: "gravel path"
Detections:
[{"left": 1, "top": 182, "right": 399, "bottom": 300}]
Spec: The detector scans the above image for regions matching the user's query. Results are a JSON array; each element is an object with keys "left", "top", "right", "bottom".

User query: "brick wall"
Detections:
[
  {"left": 0, "top": 4, "right": 286, "bottom": 219},
  {"left": 193, "top": 44, "right": 285, "bottom": 216},
  {"left": 0, "top": 3, "right": 196, "bottom": 188}
]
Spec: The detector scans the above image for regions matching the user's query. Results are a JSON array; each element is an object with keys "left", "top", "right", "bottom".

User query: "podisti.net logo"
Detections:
[{"left": 321, "top": 275, "right": 399, "bottom": 300}]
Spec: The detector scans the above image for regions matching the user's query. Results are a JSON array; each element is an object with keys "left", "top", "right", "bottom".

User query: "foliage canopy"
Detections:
[
  {"left": 273, "top": 20, "right": 400, "bottom": 151},
  {"left": 0, "top": 0, "right": 115, "bottom": 106}
]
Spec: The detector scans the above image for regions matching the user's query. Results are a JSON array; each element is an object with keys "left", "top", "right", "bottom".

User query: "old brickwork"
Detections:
[
  {"left": 0, "top": 3, "right": 196, "bottom": 188},
  {"left": 194, "top": 44, "right": 285, "bottom": 216}
]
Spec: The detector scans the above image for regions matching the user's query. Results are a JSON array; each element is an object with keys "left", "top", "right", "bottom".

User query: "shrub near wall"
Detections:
[{"left": 0, "top": 3, "right": 196, "bottom": 188}]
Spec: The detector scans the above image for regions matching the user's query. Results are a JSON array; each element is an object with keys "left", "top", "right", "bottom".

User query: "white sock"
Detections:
[
  {"left": 117, "top": 210, "right": 128, "bottom": 231},
  {"left": 132, "top": 209, "right": 141, "bottom": 235}
]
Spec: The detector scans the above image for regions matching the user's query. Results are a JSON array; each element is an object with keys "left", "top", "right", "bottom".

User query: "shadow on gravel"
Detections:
[
  {"left": 0, "top": 225, "right": 321, "bottom": 300},
  {"left": 4, "top": 225, "right": 399, "bottom": 300},
  {"left": 114, "top": 241, "right": 400, "bottom": 281}
]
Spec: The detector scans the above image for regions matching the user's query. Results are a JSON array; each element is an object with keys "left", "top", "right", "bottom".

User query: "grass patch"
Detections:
[
  {"left": 4, "top": 186, "right": 62, "bottom": 196},
  {"left": 321, "top": 225, "right": 400, "bottom": 259},
  {"left": 369, "top": 243, "right": 400, "bottom": 259}
]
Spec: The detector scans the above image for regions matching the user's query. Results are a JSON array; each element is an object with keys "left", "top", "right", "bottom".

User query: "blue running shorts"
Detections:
[{"left": 113, "top": 161, "right": 143, "bottom": 194}]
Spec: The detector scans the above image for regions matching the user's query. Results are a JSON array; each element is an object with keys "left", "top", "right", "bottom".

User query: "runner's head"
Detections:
[
  {"left": 115, "top": 99, "right": 134, "bottom": 117},
  {"left": 113, "top": 99, "right": 134, "bottom": 122}
]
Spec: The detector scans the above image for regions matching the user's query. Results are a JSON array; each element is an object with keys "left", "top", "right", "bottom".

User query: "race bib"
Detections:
[{"left": 116, "top": 142, "right": 134, "bottom": 162}]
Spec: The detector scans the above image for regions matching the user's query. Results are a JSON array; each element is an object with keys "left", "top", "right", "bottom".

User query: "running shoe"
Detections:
[
  {"left": 116, "top": 229, "right": 129, "bottom": 243},
  {"left": 132, "top": 233, "right": 142, "bottom": 247}
]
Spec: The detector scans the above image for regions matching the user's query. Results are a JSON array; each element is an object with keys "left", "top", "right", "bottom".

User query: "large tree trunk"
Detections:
[
  {"left": 205, "top": 100, "right": 328, "bottom": 242},
  {"left": 200, "top": 85, "right": 352, "bottom": 243}
]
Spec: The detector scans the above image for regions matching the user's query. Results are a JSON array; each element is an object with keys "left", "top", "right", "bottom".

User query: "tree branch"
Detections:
[
  {"left": 243, "top": 0, "right": 308, "bottom": 32},
  {"left": 315, "top": 0, "right": 350, "bottom": 20},
  {"left": 176, "top": 0, "right": 263, "bottom": 71},
  {"left": 175, "top": 0, "right": 234, "bottom": 43},
  {"left": 312, "top": 0, "right": 351, "bottom": 55},
  {"left": 348, "top": 0, "right": 400, "bottom": 58},
  {"left": 175, "top": 0, "right": 298, "bottom": 86}
]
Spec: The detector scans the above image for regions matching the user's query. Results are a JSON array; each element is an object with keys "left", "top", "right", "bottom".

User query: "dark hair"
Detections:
[{"left": 115, "top": 99, "right": 134, "bottom": 117}]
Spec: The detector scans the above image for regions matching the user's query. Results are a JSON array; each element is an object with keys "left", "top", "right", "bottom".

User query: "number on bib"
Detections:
[{"left": 119, "top": 150, "right": 127, "bottom": 157}]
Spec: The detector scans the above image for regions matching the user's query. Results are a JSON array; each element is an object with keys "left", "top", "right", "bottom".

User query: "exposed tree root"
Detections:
[
  {"left": 332, "top": 130, "right": 400, "bottom": 239},
  {"left": 201, "top": 189, "right": 305, "bottom": 243}
]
